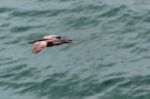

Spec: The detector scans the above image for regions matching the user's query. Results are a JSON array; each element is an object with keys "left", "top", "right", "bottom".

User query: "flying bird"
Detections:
[{"left": 29, "top": 35, "right": 73, "bottom": 54}]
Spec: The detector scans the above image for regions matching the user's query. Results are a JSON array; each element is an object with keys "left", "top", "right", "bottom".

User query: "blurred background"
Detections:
[{"left": 0, "top": 0, "right": 150, "bottom": 99}]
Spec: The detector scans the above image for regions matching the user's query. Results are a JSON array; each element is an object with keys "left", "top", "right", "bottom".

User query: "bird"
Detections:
[{"left": 29, "top": 35, "right": 73, "bottom": 54}]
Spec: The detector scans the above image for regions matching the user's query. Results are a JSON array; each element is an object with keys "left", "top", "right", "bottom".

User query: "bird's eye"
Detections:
[{"left": 56, "top": 36, "right": 61, "bottom": 39}]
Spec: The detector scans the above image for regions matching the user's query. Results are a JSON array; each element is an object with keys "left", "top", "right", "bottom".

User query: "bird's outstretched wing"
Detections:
[{"left": 32, "top": 41, "right": 47, "bottom": 54}]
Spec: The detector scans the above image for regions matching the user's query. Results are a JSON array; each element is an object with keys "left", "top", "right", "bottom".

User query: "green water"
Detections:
[{"left": 0, "top": 0, "right": 150, "bottom": 99}]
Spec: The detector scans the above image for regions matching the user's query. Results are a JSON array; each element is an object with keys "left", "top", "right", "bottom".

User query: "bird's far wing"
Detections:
[{"left": 29, "top": 39, "right": 47, "bottom": 44}]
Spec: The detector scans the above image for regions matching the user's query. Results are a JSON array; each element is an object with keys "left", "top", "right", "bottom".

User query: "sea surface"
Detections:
[{"left": 0, "top": 0, "right": 150, "bottom": 99}]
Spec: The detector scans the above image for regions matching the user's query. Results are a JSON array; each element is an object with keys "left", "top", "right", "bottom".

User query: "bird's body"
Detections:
[{"left": 30, "top": 35, "right": 73, "bottom": 54}]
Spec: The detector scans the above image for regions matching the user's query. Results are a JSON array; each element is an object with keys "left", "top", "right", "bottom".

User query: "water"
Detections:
[{"left": 0, "top": 0, "right": 150, "bottom": 99}]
